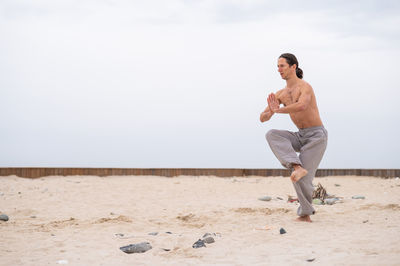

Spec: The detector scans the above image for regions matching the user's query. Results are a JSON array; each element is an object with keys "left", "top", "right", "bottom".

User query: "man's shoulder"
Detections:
[
  {"left": 299, "top": 80, "right": 313, "bottom": 92},
  {"left": 276, "top": 88, "right": 286, "bottom": 96}
]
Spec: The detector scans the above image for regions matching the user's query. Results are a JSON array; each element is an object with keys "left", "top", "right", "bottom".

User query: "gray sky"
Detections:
[{"left": 1, "top": 0, "right": 399, "bottom": 168}]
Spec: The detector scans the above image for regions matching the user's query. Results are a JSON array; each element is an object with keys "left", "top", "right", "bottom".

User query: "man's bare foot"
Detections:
[
  {"left": 295, "top": 215, "right": 312, "bottom": 222},
  {"left": 290, "top": 166, "right": 308, "bottom": 183}
]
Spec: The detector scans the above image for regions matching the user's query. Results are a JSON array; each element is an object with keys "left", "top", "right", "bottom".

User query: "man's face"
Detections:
[{"left": 277, "top": 58, "right": 295, "bottom": 80}]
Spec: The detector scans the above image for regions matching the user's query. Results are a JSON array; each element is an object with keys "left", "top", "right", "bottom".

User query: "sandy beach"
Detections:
[{"left": 1, "top": 175, "right": 400, "bottom": 265}]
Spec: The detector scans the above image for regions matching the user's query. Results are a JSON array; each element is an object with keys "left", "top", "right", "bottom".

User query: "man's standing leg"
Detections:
[{"left": 293, "top": 128, "right": 328, "bottom": 220}]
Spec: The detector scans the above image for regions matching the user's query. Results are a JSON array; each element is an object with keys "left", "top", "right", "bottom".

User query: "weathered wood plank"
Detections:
[{"left": 0, "top": 168, "right": 399, "bottom": 178}]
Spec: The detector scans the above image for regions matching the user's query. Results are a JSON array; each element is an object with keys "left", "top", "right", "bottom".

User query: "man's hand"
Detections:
[
  {"left": 267, "top": 93, "right": 280, "bottom": 113},
  {"left": 260, "top": 94, "right": 277, "bottom": 122},
  {"left": 260, "top": 111, "right": 270, "bottom": 122}
]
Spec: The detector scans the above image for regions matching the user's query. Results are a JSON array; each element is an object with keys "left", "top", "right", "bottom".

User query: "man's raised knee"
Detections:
[{"left": 266, "top": 129, "right": 279, "bottom": 141}]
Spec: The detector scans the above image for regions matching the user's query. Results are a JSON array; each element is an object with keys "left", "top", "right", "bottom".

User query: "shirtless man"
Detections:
[{"left": 260, "top": 53, "right": 328, "bottom": 222}]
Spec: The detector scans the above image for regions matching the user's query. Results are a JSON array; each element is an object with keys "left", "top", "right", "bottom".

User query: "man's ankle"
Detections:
[{"left": 292, "top": 164, "right": 302, "bottom": 170}]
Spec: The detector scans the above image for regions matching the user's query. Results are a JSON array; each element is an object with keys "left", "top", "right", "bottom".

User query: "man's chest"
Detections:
[{"left": 279, "top": 89, "right": 301, "bottom": 106}]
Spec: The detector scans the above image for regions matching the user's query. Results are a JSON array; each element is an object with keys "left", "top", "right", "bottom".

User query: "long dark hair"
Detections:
[{"left": 279, "top": 53, "right": 303, "bottom": 79}]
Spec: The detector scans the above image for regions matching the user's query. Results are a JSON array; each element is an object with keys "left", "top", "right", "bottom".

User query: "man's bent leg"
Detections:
[
  {"left": 291, "top": 164, "right": 308, "bottom": 183},
  {"left": 265, "top": 129, "right": 302, "bottom": 169}
]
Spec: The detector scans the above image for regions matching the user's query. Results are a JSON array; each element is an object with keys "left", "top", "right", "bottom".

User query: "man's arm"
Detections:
[
  {"left": 271, "top": 86, "right": 312, "bottom": 114},
  {"left": 260, "top": 105, "right": 274, "bottom": 122}
]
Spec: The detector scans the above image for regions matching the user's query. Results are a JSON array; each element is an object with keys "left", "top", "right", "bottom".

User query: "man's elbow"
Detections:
[{"left": 297, "top": 104, "right": 307, "bottom": 112}]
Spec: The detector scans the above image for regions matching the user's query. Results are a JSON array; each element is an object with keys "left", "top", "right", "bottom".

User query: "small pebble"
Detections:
[
  {"left": 363, "top": 220, "right": 369, "bottom": 223},
  {"left": 307, "top": 258, "right": 315, "bottom": 262},
  {"left": 120, "top": 242, "right": 152, "bottom": 254},
  {"left": 165, "top": 231, "right": 172, "bottom": 234},
  {"left": 203, "top": 233, "right": 212, "bottom": 238},
  {"left": 148, "top": 232, "right": 158, "bottom": 236},
  {"left": 30, "top": 215, "right": 37, "bottom": 218},
  {"left": 334, "top": 184, "right": 341, "bottom": 187},
  {"left": 0, "top": 214, "right": 9, "bottom": 221},
  {"left": 110, "top": 212, "right": 115, "bottom": 215},
  {"left": 161, "top": 248, "right": 170, "bottom": 251},
  {"left": 279, "top": 228, "right": 286, "bottom": 234},
  {"left": 258, "top": 196, "right": 272, "bottom": 201},
  {"left": 352, "top": 195, "right": 365, "bottom": 199},
  {"left": 202, "top": 232, "right": 216, "bottom": 238},
  {"left": 203, "top": 232, "right": 221, "bottom": 238},
  {"left": 276, "top": 197, "right": 283, "bottom": 200},
  {"left": 324, "top": 198, "right": 339, "bottom": 205},
  {"left": 192, "top": 239, "right": 206, "bottom": 248},
  {"left": 202, "top": 236, "right": 215, "bottom": 244}
]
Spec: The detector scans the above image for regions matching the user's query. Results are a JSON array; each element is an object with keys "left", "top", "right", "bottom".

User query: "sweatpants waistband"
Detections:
[{"left": 298, "top": 125, "right": 325, "bottom": 133}]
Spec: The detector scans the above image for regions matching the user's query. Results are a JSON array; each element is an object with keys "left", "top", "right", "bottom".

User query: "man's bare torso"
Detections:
[{"left": 276, "top": 80, "right": 323, "bottom": 129}]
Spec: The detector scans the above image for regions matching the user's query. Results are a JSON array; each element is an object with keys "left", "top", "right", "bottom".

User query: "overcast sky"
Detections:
[{"left": 1, "top": 0, "right": 399, "bottom": 169}]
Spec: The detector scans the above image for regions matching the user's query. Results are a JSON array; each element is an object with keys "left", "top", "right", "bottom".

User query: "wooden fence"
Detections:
[{"left": 0, "top": 168, "right": 399, "bottom": 178}]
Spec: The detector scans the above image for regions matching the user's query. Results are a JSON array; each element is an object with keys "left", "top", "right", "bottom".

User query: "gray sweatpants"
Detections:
[{"left": 266, "top": 126, "right": 328, "bottom": 216}]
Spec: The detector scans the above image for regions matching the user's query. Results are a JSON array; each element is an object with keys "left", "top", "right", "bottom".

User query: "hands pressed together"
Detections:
[
  {"left": 267, "top": 93, "right": 280, "bottom": 113},
  {"left": 260, "top": 93, "right": 280, "bottom": 122}
]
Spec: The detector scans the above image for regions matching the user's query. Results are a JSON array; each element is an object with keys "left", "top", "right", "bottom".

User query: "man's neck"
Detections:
[{"left": 285, "top": 75, "right": 299, "bottom": 88}]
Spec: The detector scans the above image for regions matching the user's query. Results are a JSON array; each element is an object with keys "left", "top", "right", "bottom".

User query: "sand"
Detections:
[{"left": 1, "top": 175, "right": 400, "bottom": 265}]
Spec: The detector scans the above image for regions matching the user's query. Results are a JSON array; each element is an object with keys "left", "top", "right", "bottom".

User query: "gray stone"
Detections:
[
  {"left": 202, "top": 236, "right": 215, "bottom": 244},
  {"left": 120, "top": 242, "right": 152, "bottom": 254},
  {"left": 202, "top": 233, "right": 212, "bottom": 238},
  {"left": 258, "top": 196, "right": 272, "bottom": 201},
  {"left": 0, "top": 214, "right": 9, "bottom": 221},
  {"left": 192, "top": 239, "right": 206, "bottom": 248},
  {"left": 202, "top": 232, "right": 218, "bottom": 238},
  {"left": 148, "top": 232, "right": 158, "bottom": 236},
  {"left": 279, "top": 228, "right": 286, "bottom": 234},
  {"left": 352, "top": 195, "right": 365, "bottom": 200},
  {"left": 201, "top": 233, "right": 218, "bottom": 244},
  {"left": 324, "top": 198, "right": 339, "bottom": 205},
  {"left": 334, "top": 184, "right": 341, "bottom": 187}
]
